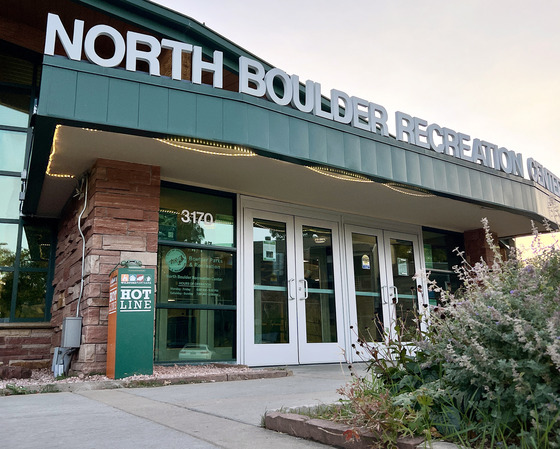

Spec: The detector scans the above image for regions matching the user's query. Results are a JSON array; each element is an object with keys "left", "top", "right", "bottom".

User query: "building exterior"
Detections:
[{"left": 1, "top": 0, "right": 558, "bottom": 374}]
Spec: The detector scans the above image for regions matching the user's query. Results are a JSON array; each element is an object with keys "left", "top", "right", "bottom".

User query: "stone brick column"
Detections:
[
  {"left": 52, "top": 159, "right": 160, "bottom": 374},
  {"left": 463, "top": 228, "right": 498, "bottom": 266}
]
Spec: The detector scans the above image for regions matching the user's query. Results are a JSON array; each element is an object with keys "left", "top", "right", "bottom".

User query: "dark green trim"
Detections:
[{"left": 22, "top": 116, "right": 57, "bottom": 215}]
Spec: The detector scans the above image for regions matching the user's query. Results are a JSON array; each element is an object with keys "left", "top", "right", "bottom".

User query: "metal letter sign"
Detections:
[{"left": 107, "top": 266, "right": 155, "bottom": 379}]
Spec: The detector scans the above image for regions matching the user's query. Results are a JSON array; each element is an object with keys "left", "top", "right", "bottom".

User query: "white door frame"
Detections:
[
  {"left": 241, "top": 203, "right": 346, "bottom": 366},
  {"left": 344, "top": 227, "right": 427, "bottom": 362}
]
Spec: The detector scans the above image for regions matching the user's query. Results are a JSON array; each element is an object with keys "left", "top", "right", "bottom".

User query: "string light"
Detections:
[
  {"left": 384, "top": 182, "right": 435, "bottom": 198},
  {"left": 46, "top": 125, "right": 74, "bottom": 179},
  {"left": 306, "top": 166, "right": 373, "bottom": 183},
  {"left": 156, "top": 137, "right": 256, "bottom": 157}
]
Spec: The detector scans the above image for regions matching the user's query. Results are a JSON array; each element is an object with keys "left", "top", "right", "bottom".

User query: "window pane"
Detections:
[
  {"left": 253, "top": 219, "right": 289, "bottom": 344},
  {"left": 303, "top": 226, "right": 337, "bottom": 343},
  {"left": 158, "top": 246, "right": 234, "bottom": 306},
  {"left": 0, "top": 94, "right": 30, "bottom": 127},
  {"left": 15, "top": 271, "right": 46, "bottom": 319},
  {"left": 351, "top": 233, "right": 384, "bottom": 342},
  {"left": 0, "top": 176, "right": 21, "bottom": 217},
  {"left": 0, "top": 130, "right": 26, "bottom": 171},
  {"left": 159, "top": 187, "right": 234, "bottom": 247},
  {"left": 154, "top": 308, "right": 235, "bottom": 363},
  {"left": 20, "top": 225, "right": 51, "bottom": 268},
  {"left": 0, "top": 223, "right": 19, "bottom": 267},
  {"left": 0, "top": 270, "right": 14, "bottom": 321}
]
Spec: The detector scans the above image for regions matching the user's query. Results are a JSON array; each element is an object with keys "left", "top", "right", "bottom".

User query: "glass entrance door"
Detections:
[
  {"left": 346, "top": 227, "right": 424, "bottom": 357},
  {"left": 384, "top": 232, "right": 424, "bottom": 340},
  {"left": 244, "top": 210, "right": 345, "bottom": 366}
]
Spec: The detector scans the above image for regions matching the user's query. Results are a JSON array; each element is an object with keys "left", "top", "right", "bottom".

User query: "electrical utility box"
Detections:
[
  {"left": 106, "top": 265, "right": 155, "bottom": 379},
  {"left": 61, "top": 317, "right": 82, "bottom": 348}
]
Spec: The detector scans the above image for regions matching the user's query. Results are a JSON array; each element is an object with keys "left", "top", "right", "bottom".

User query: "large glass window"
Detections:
[
  {"left": 156, "top": 185, "right": 236, "bottom": 363},
  {"left": 0, "top": 42, "right": 53, "bottom": 323},
  {"left": 422, "top": 228, "right": 464, "bottom": 306},
  {"left": 0, "top": 222, "right": 54, "bottom": 322}
]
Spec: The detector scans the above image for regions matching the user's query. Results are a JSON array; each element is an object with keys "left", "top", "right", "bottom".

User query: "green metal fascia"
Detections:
[{"left": 35, "top": 55, "right": 558, "bottom": 222}]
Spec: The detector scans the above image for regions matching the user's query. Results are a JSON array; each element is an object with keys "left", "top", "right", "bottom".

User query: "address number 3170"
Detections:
[{"left": 180, "top": 210, "right": 214, "bottom": 225}]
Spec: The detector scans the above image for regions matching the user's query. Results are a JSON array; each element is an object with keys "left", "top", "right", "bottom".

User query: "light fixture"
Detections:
[
  {"left": 312, "top": 233, "right": 327, "bottom": 244},
  {"left": 306, "top": 166, "right": 373, "bottom": 183},
  {"left": 384, "top": 182, "right": 435, "bottom": 198},
  {"left": 45, "top": 125, "right": 75, "bottom": 179},
  {"left": 156, "top": 137, "right": 256, "bottom": 157}
]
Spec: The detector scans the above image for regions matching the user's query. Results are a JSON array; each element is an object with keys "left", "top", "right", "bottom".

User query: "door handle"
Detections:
[
  {"left": 288, "top": 278, "right": 295, "bottom": 300},
  {"left": 299, "top": 279, "right": 308, "bottom": 300},
  {"left": 389, "top": 286, "right": 399, "bottom": 304}
]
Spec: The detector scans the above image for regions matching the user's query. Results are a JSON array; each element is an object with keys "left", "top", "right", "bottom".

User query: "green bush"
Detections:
[
  {"left": 342, "top": 220, "right": 560, "bottom": 448},
  {"left": 418, "top": 220, "right": 560, "bottom": 447}
]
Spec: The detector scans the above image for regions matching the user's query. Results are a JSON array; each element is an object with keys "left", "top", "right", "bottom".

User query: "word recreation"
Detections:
[{"left": 44, "top": 13, "right": 560, "bottom": 197}]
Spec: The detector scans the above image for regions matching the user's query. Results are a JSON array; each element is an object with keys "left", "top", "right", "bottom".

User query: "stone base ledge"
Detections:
[
  {"left": 0, "top": 322, "right": 53, "bottom": 330},
  {"left": 1, "top": 368, "right": 291, "bottom": 395},
  {"left": 265, "top": 411, "right": 426, "bottom": 449}
]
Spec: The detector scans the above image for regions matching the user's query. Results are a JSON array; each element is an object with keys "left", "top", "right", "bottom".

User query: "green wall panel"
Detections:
[
  {"left": 432, "top": 159, "right": 448, "bottom": 192},
  {"left": 326, "top": 128, "right": 344, "bottom": 167},
  {"left": 139, "top": 84, "right": 168, "bottom": 132},
  {"left": 223, "top": 101, "right": 248, "bottom": 144},
  {"left": 168, "top": 89, "right": 197, "bottom": 136},
  {"left": 308, "top": 124, "right": 327, "bottom": 162},
  {"left": 404, "top": 151, "right": 421, "bottom": 186},
  {"left": 493, "top": 177, "right": 504, "bottom": 205},
  {"left": 446, "top": 164, "right": 460, "bottom": 195},
  {"left": 376, "top": 143, "right": 392, "bottom": 180},
  {"left": 457, "top": 166, "right": 472, "bottom": 198},
  {"left": 289, "top": 118, "right": 310, "bottom": 160},
  {"left": 468, "top": 170, "right": 484, "bottom": 201},
  {"left": 108, "top": 79, "right": 140, "bottom": 129},
  {"left": 343, "top": 133, "right": 361, "bottom": 172},
  {"left": 359, "top": 139, "right": 377, "bottom": 176},
  {"left": 480, "top": 173, "right": 493, "bottom": 203},
  {"left": 197, "top": 96, "right": 223, "bottom": 141},
  {"left": 269, "top": 113, "right": 290, "bottom": 155},
  {"left": 501, "top": 178, "right": 512, "bottom": 207},
  {"left": 41, "top": 66, "right": 77, "bottom": 118},
  {"left": 391, "top": 147, "right": 407, "bottom": 183},
  {"left": 247, "top": 106, "right": 269, "bottom": 149},
  {"left": 75, "top": 73, "right": 109, "bottom": 123},
  {"left": 419, "top": 156, "right": 435, "bottom": 190}
]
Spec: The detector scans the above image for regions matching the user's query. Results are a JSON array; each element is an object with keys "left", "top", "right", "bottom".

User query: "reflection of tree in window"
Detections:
[
  {"left": 0, "top": 242, "right": 15, "bottom": 318},
  {"left": 180, "top": 222, "right": 205, "bottom": 244}
]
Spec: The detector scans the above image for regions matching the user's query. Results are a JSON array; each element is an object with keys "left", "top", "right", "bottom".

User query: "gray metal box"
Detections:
[{"left": 61, "top": 317, "right": 82, "bottom": 348}]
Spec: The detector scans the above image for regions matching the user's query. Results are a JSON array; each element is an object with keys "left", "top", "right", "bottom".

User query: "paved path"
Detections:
[{"left": 1, "top": 364, "right": 367, "bottom": 449}]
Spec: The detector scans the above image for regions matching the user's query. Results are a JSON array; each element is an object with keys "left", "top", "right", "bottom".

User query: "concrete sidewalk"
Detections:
[{"left": 1, "top": 364, "right": 365, "bottom": 449}]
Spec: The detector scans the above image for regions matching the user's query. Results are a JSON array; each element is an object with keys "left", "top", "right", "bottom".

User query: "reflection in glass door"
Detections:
[
  {"left": 253, "top": 219, "right": 289, "bottom": 345},
  {"left": 347, "top": 227, "right": 424, "bottom": 357},
  {"left": 244, "top": 210, "right": 344, "bottom": 366},
  {"left": 301, "top": 226, "right": 337, "bottom": 344},
  {"left": 388, "top": 237, "right": 420, "bottom": 336},
  {"left": 346, "top": 229, "right": 388, "bottom": 344}
]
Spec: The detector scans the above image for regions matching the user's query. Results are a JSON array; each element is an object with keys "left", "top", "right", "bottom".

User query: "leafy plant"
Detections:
[{"left": 337, "top": 219, "right": 560, "bottom": 448}]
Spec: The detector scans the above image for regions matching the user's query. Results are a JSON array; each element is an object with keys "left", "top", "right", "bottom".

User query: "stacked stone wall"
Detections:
[
  {"left": 51, "top": 159, "right": 160, "bottom": 374},
  {"left": 463, "top": 228, "right": 499, "bottom": 265},
  {"left": 0, "top": 323, "right": 53, "bottom": 373}
]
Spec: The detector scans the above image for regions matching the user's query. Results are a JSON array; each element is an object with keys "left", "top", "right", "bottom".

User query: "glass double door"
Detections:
[
  {"left": 244, "top": 210, "right": 344, "bottom": 366},
  {"left": 345, "top": 226, "right": 424, "bottom": 356}
]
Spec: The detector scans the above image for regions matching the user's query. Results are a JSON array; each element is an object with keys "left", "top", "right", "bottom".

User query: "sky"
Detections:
[{"left": 152, "top": 0, "right": 560, "bottom": 179}]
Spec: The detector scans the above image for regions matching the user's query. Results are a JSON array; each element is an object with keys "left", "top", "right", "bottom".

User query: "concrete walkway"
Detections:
[{"left": 1, "top": 364, "right": 366, "bottom": 449}]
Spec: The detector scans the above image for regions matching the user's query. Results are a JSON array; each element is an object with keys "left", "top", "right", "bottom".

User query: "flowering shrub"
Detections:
[
  {"left": 418, "top": 220, "right": 560, "bottom": 447},
  {"left": 341, "top": 220, "right": 560, "bottom": 448}
]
